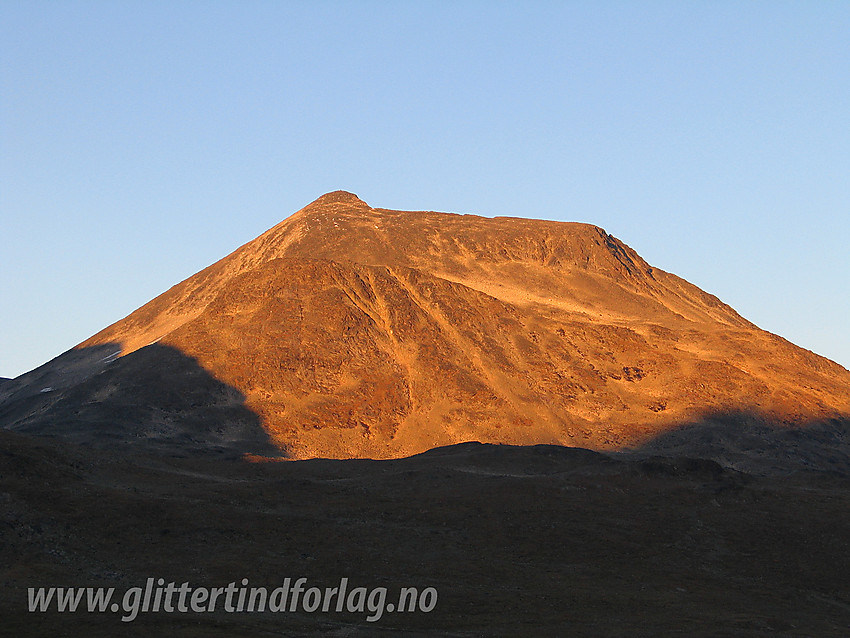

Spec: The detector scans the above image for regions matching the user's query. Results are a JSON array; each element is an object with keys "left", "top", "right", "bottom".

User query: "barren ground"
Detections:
[{"left": 3, "top": 431, "right": 850, "bottom": 637}]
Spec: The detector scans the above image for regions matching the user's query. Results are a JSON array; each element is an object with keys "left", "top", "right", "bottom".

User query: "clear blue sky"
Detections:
[{"left": 2, "top": 1, "right": 848, "bottom": 378}]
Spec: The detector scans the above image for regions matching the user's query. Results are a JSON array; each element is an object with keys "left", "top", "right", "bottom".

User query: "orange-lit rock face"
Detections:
[{"left": 74, "top": 191, "right": 850, "bottom": 458}]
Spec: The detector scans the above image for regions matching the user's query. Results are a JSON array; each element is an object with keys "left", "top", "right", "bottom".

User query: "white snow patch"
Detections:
[{"left": 100, "top": 350, "right": 121, "bottom": 364}]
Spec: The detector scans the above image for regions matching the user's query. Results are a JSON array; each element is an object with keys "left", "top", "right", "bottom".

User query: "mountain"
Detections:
[{"left": 2, "top": 191, "right": 849, "bottom": 462}]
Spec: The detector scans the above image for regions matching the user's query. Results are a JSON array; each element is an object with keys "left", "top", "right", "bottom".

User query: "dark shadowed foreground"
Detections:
[{"left": 3, "top": 431, "right": 850, "bottom": 637}]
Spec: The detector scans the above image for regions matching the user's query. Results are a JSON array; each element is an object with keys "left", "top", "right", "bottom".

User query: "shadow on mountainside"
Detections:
[
  {"left": 3, "top": 343, "right": 849, "bottom": 472},
  {"left": 620, "top": 407, "right": 850, "bottom": 475},
  {"left": 0, "top": 343, "right": 280, "bottom": 458}
]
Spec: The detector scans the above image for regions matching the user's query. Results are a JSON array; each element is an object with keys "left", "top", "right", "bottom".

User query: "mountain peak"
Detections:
[
  {"left": 16, "top": 192, "right": 848, "bottom": 461},
  {"left": 307, "top": 190, "right": 369, "bottom": 208}
]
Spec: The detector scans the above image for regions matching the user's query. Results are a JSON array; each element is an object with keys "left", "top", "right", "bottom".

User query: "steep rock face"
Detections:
[{"left": 3, "top": 192, "right": 850, "bottom": 458}]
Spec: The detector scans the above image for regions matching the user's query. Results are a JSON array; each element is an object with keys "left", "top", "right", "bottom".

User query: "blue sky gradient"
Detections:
[{"left": 2, "top": 1, "right": 848, "bottom": 377}]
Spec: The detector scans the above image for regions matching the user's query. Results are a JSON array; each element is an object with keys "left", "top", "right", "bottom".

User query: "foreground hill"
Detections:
[
  {"left": 3, "top": 432, "right": 850, "bottom": 636},
  {"left": 2, "top": 191, "right": 848, "bottom": 461}
]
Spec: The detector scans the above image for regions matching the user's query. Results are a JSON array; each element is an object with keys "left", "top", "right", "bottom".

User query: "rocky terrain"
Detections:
[
  {"left": 3, "top": 432, "right": 850, "bottom": 637},
  {"left": 2, "top": 191, "right": 849, "bottom": 465}
]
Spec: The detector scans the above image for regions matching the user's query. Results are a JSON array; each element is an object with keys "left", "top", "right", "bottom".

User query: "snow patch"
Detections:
[{"left": 100, "top": 350, "right": 121, "bottom": 364}]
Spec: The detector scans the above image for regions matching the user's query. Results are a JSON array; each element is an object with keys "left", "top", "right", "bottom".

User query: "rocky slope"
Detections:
[{"left": 2, "top": 191, "right": 849, "bottom": 460}]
